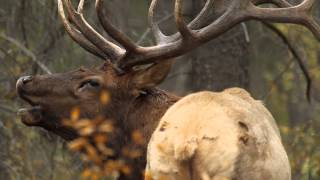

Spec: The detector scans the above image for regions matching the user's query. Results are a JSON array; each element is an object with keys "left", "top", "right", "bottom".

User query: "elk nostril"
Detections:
[
  {"left": 18, "top": 76, "right": 33, "bottom": 85},
  {"left": 22, "top": 76, "right": 33, "bottom": 84}
]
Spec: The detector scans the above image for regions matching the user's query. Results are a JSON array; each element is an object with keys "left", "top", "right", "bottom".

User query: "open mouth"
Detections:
[
  {"left": 17, "top": 105, "right": 43, "bottom": 126},
  {"left": 16, "top": 76, "right": 44, "bottom": 126}
]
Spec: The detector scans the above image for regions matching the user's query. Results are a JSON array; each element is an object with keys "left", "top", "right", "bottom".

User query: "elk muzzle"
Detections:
[{"left": 16, "top": 75, "right": 45, "bottom": 126}]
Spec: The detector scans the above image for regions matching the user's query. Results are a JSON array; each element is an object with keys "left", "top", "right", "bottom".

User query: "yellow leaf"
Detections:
[
  {"left": 81, "top": 169, "right": 92, "bottom": 178},
  {"left": 100, "top": 91, "right": 110, "bottom": 105},
  {"left": 132, "top": 130, "right": 145, "bottom": 145},
  {"left": 280, "top": 126, "right": 290, "bottom": 134},
  {"left": 120, "top": 165, "right": 132, "bottom": 175},
  {"left": 94, "top": 134, "right": 108, "bottom": 144},
  {"left": 70, "top": 107, "right": 81, "bottom": 122},
  {"left": 85, "top": 144, "right": 100, "bottom": 164},
  {"left": 68, "top": 138, "right": 87, "bottom": 151},
  {"left": 79, "top": 126, "right": 95, "bottom": 136},
  {"left": 90, "top": 171, "right": 101, "bottom": 180},
  {"left": 74, "top": 119, "right": 92, "bottom": 129},
  {"left": 98, "top": 122, "right": 114, "bottom": 133},
  {"left": 97, "top": 144, "right": 114, "bottom": 156}
]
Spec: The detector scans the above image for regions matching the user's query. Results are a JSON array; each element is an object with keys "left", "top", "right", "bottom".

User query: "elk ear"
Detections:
[{"left": 131, "top": 60, "right": 172, "bottom": 90}]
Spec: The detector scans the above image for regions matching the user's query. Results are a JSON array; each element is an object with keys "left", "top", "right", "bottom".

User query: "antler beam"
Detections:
[
  {"left": 57, "top": 0, "right": 320, "bottom": 71},
  {"left": 117, "top": 0, "right": 320, "bottom": 70}
]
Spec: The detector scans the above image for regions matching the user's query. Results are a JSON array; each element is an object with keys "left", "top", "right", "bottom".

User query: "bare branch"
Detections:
[
  {"left": 262, "top": 22, "right": 312, "bottom": 102},
  {"left": 0, "top": 104, "right": 16, "bottom": 114},
  {"left": 241, "top": 23, "right": 251, "bottom": 43},
  {"left": 263, "top": 60, "right": 294, "bottom": 101},
  {"left": 0, "top": 33, "right": 52, "bottom": 74}
]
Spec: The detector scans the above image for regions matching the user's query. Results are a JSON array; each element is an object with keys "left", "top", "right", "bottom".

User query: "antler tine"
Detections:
[
  {"left": 63, "top": 0, "right": 124, "bottom": 61},
  {"left": 149, "top": 0, "right": 169, "bottom": 44},
  {"left": 57, "top": 0, "right": 108, "bottom": 59},
  {"left": 247, "top": 0, "right": 320, "bottom": 40},
  {"left": 190, "top": 0, "right": 320, "bottom": 42},
  {"left": 189, "top": 0, "right": 215, "bottom": 29},
  {"left": 175, "top": 0, "right": 196, "bottom": 40},
  {"left": 95, "top": 0, "right": 139, "bottom": 52},
  {"left": 194, "top": 1, "right": 248, "bottom": 42},
  {"left": 77, "top": 0, "right": 85, "bottom": 12},
  {"left": 162, "top": 0, "right": 215, "bottom": 43}
]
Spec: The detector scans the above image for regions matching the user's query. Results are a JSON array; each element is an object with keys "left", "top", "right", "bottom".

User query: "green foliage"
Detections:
[{"left": 250, "top": 21, "right": 320, "bottom": 179}]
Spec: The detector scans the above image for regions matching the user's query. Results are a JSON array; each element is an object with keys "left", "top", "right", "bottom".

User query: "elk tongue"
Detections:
[{"left": 17, "top": 106, "right": 43, "bottom": 126}]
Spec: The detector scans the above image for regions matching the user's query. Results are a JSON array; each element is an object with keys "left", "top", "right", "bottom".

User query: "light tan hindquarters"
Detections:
[{"left": 145, "top": 88, "right": 291, "bottom": 180}]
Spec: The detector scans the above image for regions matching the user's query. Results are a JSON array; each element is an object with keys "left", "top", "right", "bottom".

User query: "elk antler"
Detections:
[
  {"left": 57, "top": 0, "right": 320, "bottom": 72},
  {"left": 58, "top": 0, "right": 125, "bottom": 62}
]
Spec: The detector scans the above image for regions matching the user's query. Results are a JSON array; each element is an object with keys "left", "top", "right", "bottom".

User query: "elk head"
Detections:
[
  {"left": 16, "top": 0, "right": 319, "bottom": 141},
  {"left": 16, "top": 60, "right": 174, "bottom": 140}
]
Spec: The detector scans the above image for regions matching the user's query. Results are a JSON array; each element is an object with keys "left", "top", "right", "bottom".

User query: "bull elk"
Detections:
[{"left": 16, "top": 0, "right": 319, "bottom": 179}]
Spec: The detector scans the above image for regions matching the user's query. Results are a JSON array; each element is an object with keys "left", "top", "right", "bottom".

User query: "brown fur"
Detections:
[{"left": 16, "top": 63, "right": 179, "bottom": 179}]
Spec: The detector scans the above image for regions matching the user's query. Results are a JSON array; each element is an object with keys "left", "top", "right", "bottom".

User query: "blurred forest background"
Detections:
[{"left": 0, "top": 0, "right": 320, "bottom": 180}]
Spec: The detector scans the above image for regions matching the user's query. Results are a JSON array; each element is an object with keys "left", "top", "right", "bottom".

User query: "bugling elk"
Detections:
[{"left": 16, "top": 0, "right": 319, "bottom": 179}]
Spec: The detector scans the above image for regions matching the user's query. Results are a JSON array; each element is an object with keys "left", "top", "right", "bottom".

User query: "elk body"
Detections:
[
  {"left": 16, "top": 0, "right": 320, "bottom": 179},
  {"left": 146, "top": 88, "right": 290, "bottom": 180}
]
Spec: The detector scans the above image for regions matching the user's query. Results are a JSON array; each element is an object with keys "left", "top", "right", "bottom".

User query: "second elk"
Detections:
[{"left": 146, "top": 88, "right": 290, "bottom": 180}]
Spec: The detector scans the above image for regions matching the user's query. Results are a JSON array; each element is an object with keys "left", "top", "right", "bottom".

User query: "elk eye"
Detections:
[
  {"left": 79, "top": 80, "right": 101, "bottom": 90},
  {"left": 87, "top": 80, "right": 100, "bottom": 87}
]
